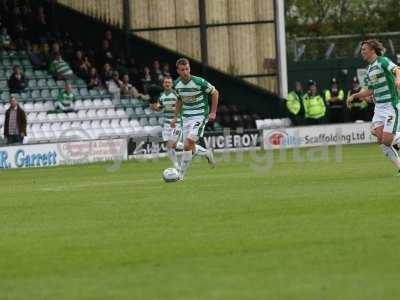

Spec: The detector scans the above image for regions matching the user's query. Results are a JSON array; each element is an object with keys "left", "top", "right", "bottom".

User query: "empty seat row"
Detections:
[
  {"left": 0, "top": 50, "right": 28, "bottom": 59},
  {"left": 0, "top": 69, "right": 51, "bottom": 80},
  {"left": 0, "top": 58, "right": 31, "bottom": 67}
]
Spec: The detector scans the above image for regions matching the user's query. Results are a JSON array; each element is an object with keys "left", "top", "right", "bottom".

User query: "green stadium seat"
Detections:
[
  {"left": 47, "top": 79, "right": 56, "bottom": 88},
  {"left": 56, "top": 80, "right": 65, "bottom": 88},
  {"left": 41, "top": 89, "right": 50, "bottom": 99},
  {"left": 121, "top": 98, "right": 130, "bottom": 106},
  {"left": 1, "top": 91, "right": 10, "bottom": 102},
  {"left": 0, "top": 81, "right": 7, "bottom": 90},
  {"left": 21, "top": 59, "right": 31, "bottom": 67},
  {"left": 37, "top": 79, "right": 47, "bottom": 88},
  {"left": 28, "top": 79, "right": 37, "bottom": 89},
  {"left": 2, "top": 58, "right": 11, "bottom": 66},
  {"left": 31, "top": 90, "right": 41, "bottom": 100},
  {"left": 89, "top": 89, "right": 100, "bottom": 97},
  {"left": 79, "top": 88, "right": 89, "bottom": 97},
  {"left": 34, "top": 70, "right": 45, "bottom": 77},
  {"left": 11, "top": 60, "right": 21, "bottom": 67},
  {"left": 25, "top": 69, "right": 33, "bottom": 77},
  {"left": 51, "top": 89, "right": 59, "bottom": 98},
  {"left": 19, "top": 92, "right": 29, "bottom": 102}
]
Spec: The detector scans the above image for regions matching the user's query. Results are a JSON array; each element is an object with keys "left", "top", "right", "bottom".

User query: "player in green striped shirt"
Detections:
[
  {"left": 150, "top": 76, "right": 183, "bottom": 169},
  {"left": 171, "top": 58, "right": 218, "bottom": 180},
  {"left": 150, "top": 76, "right": 213, "bottom": 170},
  {"left": 347, "top": 39, "right": 400, "bottom": 173}
]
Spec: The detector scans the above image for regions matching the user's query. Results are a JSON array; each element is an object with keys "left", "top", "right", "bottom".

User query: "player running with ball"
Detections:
[
  {"left": 347, "top": 39, "right": 400, "bottom": 174},
  {"left": 171, "top": 58, "right": 218, "bottom": 180},
  {"left": 150, "top": 75, "right": 214, "bottom": 172}
]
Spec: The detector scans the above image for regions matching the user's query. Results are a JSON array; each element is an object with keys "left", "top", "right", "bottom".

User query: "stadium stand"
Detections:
[
  {"left": 0, "top": 1, "right": 284, "bottom": 146},
  {"left": 0, "top": 48, "right": 163, "bottom": 144}
]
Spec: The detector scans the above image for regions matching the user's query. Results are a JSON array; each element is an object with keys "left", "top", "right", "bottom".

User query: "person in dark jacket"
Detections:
[
  {"left": 4, "top": 96, "right": 27, "bottom": 144},
  {"left": 8, "top": 65, "right": 27, "bottom": 93}
]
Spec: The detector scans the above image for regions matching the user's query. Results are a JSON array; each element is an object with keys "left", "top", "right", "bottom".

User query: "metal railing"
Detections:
[{"left": 289, "top": 31, "right": 400, "bottom": 61}]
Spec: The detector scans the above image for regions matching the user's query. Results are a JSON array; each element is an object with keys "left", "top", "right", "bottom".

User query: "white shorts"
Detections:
[
  {"left": 162, "top": 124, "right": 181, "bottom": 143},
  {"left": 182, "top": 116, "right": 208, "bottom": 142},
  {"left": 371, "top": 104, "right": 400, "bottom": 134}
]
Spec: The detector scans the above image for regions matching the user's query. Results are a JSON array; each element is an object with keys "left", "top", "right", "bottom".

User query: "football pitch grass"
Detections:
[{"left": 1, "top": 144, "right": 400, "bottom": 300}]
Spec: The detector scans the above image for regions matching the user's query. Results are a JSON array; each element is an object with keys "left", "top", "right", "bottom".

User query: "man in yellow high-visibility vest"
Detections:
[
  {"left": 303, "top": 80, "right": 326, "bottom": 125},
  {"left": 286, "top": 81, "right": 304, "bottom": 125}
]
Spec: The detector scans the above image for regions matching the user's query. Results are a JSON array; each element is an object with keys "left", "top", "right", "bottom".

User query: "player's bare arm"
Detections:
[
  {"left": 394, "top": 67, "right": 400, "bottom": 89},
  {"left": 347, "top": 89, "right": 373, "bottom": 108},
  {"left": 171, "top": 98, "right": 182, "bottom": 128},
  {"left": 208, "top": 89, "right": 219, "bottom": 122}
]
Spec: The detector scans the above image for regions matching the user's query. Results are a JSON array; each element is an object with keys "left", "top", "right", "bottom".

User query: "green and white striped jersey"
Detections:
[
  {"left": 159, "top": 90, "right": 179, "bottom": 125},
  {"left": 173, "top": 75, "right": 215, "bottom": 119},
  {"left": 365, "top": 56, "right": 399, "bottom": 107}
]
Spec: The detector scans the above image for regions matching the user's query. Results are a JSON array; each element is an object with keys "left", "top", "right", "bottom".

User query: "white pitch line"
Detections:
[{"left": 38, "top": 172, "right": 259, "bottom": 192}]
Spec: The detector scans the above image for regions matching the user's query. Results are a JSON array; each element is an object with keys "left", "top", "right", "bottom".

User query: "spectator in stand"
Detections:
[
  {"left": 162, "top": 63, "right": 171, "bottom": 78},
  {"left": 97, "top": 39, "right": 115, "bottom": 66},
  {"left": 71, "top": 50, "right": 91, "bottom": 80},
  {"left": 107, "top": 71, "right": 123, "bottom": 101},
  {"left": 324, "top": 77, "right": 345, "bottom": 123},
  {"left": 286, "top": 81, "right": 304, "bottom": 126},
  {"left": 33, "top": 6, "right": 49, "bottom": 38},
  {"left": 101, "top": 63, "right": 114, "bottom": 84},
  {"left": 54, "top": 83, "right": 77, "bottom": 113},
  {"left": 4, "top": 96, "right": 27, "bottom": 145},
  {"left": 87, "top": 67, "right": 103, "bottom": 90},
  {"left": 120, "top": 74, "right": 146, "bottom": 99},
  {"left": 347, "top": 77, "right": 369, "bottom": 122},
  {"left": 303, "top": 80, "right": 326, "bottom": 125},
  {"left": 51, "top": 42, "right": 61, "bottom": 56},
  {"left": 0, "top": 27, "right": 13, "bottom": 49},
  {"left": 49, "top": 52, "right": 76, "bottom": 80},
  {"left": 13, "top": 22, "right": 28, "bottom": 48},
  {"left": 151, "top": 60, "right": 164, "bottom": 83},
  {"left": 20, "top": 4, "right": 33, "bottom": 29},
  {"left": 104, "top": 30, "right": 119, "bottom": 53},
  {"left": 40, "top": 42, "right": 52, "bottom": 67},
  {"left": 141, "top": 66, "right": 154, "bottom": 93},
  {"left": 8, "top": 66, "right": 27, "bottom": 93},
  {"left": 29, "top": 43, "right": 47, "bottom": 70}
]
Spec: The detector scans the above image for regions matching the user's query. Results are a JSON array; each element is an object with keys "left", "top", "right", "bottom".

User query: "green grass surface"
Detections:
[{"left": 1, "top": 144, "right": 400, "bottom": 300}]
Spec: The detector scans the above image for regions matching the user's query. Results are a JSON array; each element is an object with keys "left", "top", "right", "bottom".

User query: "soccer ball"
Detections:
[{"left": 163, "top": 168, "right": 180, "bottom": 182}]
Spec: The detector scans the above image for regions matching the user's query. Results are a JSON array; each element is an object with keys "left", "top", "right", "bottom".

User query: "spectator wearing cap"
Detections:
[
  {"left": 324, "top": 77, "right": 345, "bottom": 123},
  {"left": 303, "top": 80, "right": 326, "bottom": 125},
  {"left": 286, "top": 81, "right": 304, "bottom": 126},
  {"left": 8, "top": 66, "right": 27, "bottom": 93},
  {"left": 4, "top": 96, "right": 27, "bottom": 144},
  {"left": 347, "top": 77, "right": 369, "bottom": 122}
]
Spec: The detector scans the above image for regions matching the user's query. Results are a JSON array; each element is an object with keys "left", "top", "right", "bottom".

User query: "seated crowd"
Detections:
[{"left": 0, "top": 1, "right": 172, "bottom": 115}]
